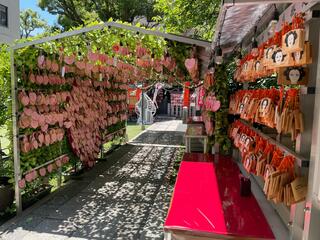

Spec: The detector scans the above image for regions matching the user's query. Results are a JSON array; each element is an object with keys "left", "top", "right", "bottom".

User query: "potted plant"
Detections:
[{"left": 0, "top": 152, "right": 14, "bottom": 213}]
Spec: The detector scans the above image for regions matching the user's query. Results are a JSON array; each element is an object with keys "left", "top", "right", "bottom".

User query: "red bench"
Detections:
[{"left": 164, "top": 153, "right": 275, "bottom": 240}]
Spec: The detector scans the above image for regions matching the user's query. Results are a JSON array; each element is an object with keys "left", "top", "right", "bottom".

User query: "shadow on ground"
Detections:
[
  {"left": 0, "top": 131, "right": 183, "bottom": 240},
  {"left": 130, "top": 130, "right": 184, "bottom": 146}
]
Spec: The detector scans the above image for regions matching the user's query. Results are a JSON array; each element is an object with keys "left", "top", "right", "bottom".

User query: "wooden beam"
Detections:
[
  {"left": 213, "top": 1, "right": 318, "bottom": 53},
  {"left": 256, "top": 2, "right": 318, "bottom": 44}
]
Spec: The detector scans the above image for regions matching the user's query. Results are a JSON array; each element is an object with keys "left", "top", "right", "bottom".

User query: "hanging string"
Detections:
[{"left": 174, "top": 80, "right": 203, "bottom": 90}]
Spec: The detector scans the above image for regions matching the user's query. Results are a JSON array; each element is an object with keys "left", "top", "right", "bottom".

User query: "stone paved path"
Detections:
[{"left": 0, "top": 124, "right": 185, "bottom": 240}]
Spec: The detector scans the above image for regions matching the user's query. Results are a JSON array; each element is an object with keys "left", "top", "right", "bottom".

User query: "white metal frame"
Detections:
[
  {"left": 10, "top": 21, "right": 211, "bottom": 214},
  {"left": 12, "top": 21, "right": 211, "bottom": 50},
  {"left": 10, "top": 48, "right": 21, "bottom": 213},
  {"left": 222, "top": 0, "right": 311, "bottom": 6}
]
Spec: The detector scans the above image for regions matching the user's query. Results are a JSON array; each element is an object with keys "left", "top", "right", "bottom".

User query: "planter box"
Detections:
[
  {"left": 63, "top": 167, "right": 85, "bottom": 183},
  {"left": 22, "top": 185, "right": 52, "bottom": 210}
]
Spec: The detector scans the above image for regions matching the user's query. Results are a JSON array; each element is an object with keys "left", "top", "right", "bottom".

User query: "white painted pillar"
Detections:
[{"left": 301, "top": 7, "right": 320, "bottom": 240}]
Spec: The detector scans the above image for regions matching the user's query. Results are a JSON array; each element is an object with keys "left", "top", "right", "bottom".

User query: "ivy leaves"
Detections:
[{"left": 212, "top": 64, "right": 231, "bottom": 154}]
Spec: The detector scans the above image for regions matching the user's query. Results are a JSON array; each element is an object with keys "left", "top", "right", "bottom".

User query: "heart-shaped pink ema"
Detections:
[
  {"left": 205, "top": 96, "right": 221, "bottom": 112},
  {"left": 47, "top": 164, "right": 53, "bottom": 173},
  {"left": 25, "top": 173, "right": 33, "bottom": 183},
  {"left": 55, "top": 159, "right": 62, "bottom": 167},
  {"left": 37, "top": 55, "right": 45, "bottom": 69},
  {"left": 64, "top": 55, "right": 75, "bottom": 65},
  {"left": 30, "top": 74, "right": 36, "bottom": 83},
  {"left": 76, "top": 61, "right": 86, "bottom": 70},
  {"left": 38, "top": 133, "right": 44, "bottom": 144},
  {"left": 51, "top": 61, "right": 59, "bottom": 73},
  {"left": 185, "top": 58, "right": 196, "bottom": 71},
  {"left": 29, "top": 92, "right": 37, "bottom": 105},
  {"left": 18, "top": 179, "right": 26, "bottom": 189},
  {"left": 62, "top": 156, "right": 69, "bottom": 164},
  {"left": 21, "top": 95, "right": 30, "bottom": 106},
  {"left": 39, "top": 168, "right": 46, "bottom": 177},
  {"left": 31, "top": 170, "right": 38, "bottom": 180},
  {"left": 30, "top": 119, "right": 39, "bottom": 129},
  {"left": 44, "top": 133, "right": 51, "bottom": 146},
  {"left": 211, "top": 100, "right": 221, "bottom": 112},
  {"left": 88, "top": 51, "right": 100, "bottom": 62},
  {"left": 32, "top": 139, "right": 38, "bottom": 149}
]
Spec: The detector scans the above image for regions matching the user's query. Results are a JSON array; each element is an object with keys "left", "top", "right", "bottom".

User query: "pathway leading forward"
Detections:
[{"left": 0, "top": 121, "right": 185, "bottom": 240}]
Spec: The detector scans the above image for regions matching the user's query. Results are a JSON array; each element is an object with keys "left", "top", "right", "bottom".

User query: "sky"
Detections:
[{"left": 19, "top": 0, "right": 57, "bottom": 35}]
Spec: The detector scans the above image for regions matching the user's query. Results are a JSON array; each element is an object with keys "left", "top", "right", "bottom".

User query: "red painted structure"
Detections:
[
  {"left": 128, "top": 87, "right": 141, "bottom": 111},
  {"left": 164, "top": 153, "right": 275, "bottom": 239},
  {"left": 183, "top": 82, "right": 190, "bottom": 107}
]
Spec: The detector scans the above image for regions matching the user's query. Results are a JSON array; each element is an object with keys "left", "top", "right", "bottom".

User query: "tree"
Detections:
[
  {"left": 154, "top": 0, "right": 220, "bottom": 40},
  {"left": 20, "top": 9, "right": 48, "bottom": 38},
  {"left": 38, "top": 0, "right": 158, "bottom": 30},
  {"left": 0, "top": 45, "right": 10, "bottom": 126}
]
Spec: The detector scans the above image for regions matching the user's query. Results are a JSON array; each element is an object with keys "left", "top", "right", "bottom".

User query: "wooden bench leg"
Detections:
[
  {"left": 185, "top": 138, "right": 189, "bottom": 152},
  {"left": 204, "top": 138, "right": 208, "bottom": 153}
]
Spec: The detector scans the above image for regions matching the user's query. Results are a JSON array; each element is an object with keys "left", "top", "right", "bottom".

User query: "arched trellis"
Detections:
[{"left": 10, "top": 21, "right": 211, "bottom": 214}]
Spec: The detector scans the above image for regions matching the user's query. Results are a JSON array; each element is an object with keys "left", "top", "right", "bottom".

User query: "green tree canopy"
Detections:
[
  {"left": 38, "top": 0, "right": 158, "bottom": 30},
  {"left": 37, "top": 0, "right": 220, "bottom": 40},
  {"left": 20, "top": 8, "right": 49, "bottom": 38},
  {"left": 154, "top": 0, "right": 220, "bottom": 40}
]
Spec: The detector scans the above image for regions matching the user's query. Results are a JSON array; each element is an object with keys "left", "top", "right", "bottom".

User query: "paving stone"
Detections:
[
  {"left": 131, "top": 131, "right": 184, "bottom": 146},
  {"left": 0, "top": 227, "right": 31, "bottom": 240},
  {"left": 71, "top": 203, "right": 126, "bottom": 240},
  {"left": 0, "top": 215, "right": 44, "bottom": 240},
  {"left": 114, "top": 203, "right": 150, "bottom": 240},
  {"left": 134, "top": 182, "right": 159, "bottom": 203},
  {"left": 23, "top": 232, "right": 70, "bottom": 240},
  {"left": 112, "top": 181, "right": 142, "bottom": 202},
  {"left": 0, "top": 129, "right": 182, "bottom": 240}
]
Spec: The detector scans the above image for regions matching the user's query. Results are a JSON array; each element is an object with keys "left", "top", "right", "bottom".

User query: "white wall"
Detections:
[{"left": 0, "top": 0, "right": 19, "bottom": 44}]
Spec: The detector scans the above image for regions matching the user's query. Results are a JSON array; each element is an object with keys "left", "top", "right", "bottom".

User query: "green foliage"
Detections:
[
  {"left": 16, "top": 19, "right": 167, "bottom": 63},
  {"left": 0, "top": 45, "right": 13, "bottom": 178},
  {"left": 13, "top": 19, "right": 192, "bottom": 83},
  {"left": 226, "top": 59, "right": 243, "bottom": 94},
  {"left": 167, "top": 41, "right": 192, "bottom": 77},
  {"left": 20, "top": 138, "right": 69, "bottom": 173},
  {"left": 248, "top": 76, "right": 278, "bottom": 89},
  {"left": 154, "top": 0, "right": 220, "bottom": 40},
  {"left": 0, "top": 45, "right": 10, "bottom": 127},
  {"left": 107, "top": 121, "right": 126, "bottom": 135},
  {"left": 20, "top": 8, "right": 49, "bottom": 38},
  {"left": 38, "top": 0, "right": 158, "bottom": 30},
  {"left": 227, "top": 54, "right": 278, "bottom": 91},
  {"left": 212, "top": 64, "right": 231, "bottom": 154}
]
